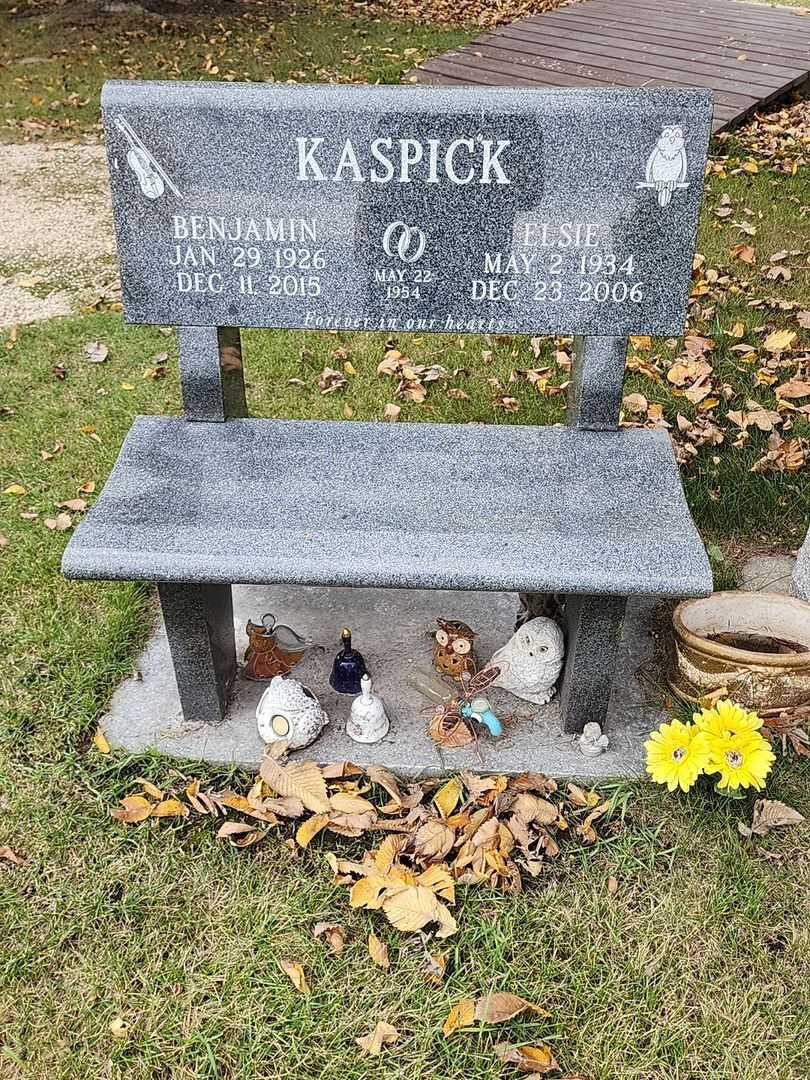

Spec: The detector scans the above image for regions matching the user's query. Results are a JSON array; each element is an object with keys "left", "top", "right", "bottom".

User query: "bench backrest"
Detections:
[{"left": 102, "top": 80, "right": 712, "bottom": 429}]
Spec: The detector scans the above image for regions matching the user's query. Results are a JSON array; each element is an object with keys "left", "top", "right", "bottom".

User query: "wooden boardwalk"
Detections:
[{"left": 411, "top": 0, "right": 810, "bottom": 131}]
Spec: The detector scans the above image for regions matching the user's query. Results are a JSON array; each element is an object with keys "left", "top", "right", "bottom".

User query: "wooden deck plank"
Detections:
[
  {"left": 472, "top": 28, "right": 796, "bottom": 91},
  {"left": 413, "top": 59, "right": 743, "bottom": 123},
  {"left": 424, "top": 52, "right": 750, "bottom": 117},
  {"left": 552, "top": 12, "right": 810, "bottom": 58},
  {"left": 525, "top": 7, "right": 810, "bottom": 54},
  {"left": 614, "top": 0, "right": 809, "bottom": 31},
  {"left": 550, "top": 6, "right": 810, "bottom": 58},
  {"left": 610, "top": 0, "right": 808, "bottom": 31},
  {"left": 491, "top": 20, "right": 805, "bottom": 79},
  {"left": 413, "top": 0, "right": 810, "bottom": 130},
  {"left": 455, "top": 42, "right": 765, "bottom": 102}
]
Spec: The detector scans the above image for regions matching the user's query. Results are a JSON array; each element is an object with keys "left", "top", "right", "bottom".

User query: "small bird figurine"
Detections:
[
  {"left": 243, "top": 612, "right": 312, "bottom": 681},
  {"left": 347, "top": 674, "right": 390, "bottom": 744},
  {"left": 433, "top": 618, "right": 478, "bottom": 681},
  {"left": 645, "top": 125, "right": 688, "bottom": 207},
  {"left": 487, "top": 617, "right": 564, "bottom": 706},
  {"left": 329, "top": 627, "right": 368, "bottom": 695}
]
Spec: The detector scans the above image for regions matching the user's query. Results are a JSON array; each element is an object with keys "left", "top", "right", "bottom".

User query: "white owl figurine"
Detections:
[
  {"left": 256, "top": 675, "right": 328, "bottom": 750},
  {"left": 487, "top": 617, "right": 565, "bottom": 706}
]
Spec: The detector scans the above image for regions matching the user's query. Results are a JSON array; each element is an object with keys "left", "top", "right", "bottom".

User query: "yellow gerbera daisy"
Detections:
[
  {"left": 645, "top": 719, "right": 710, "bottom": 792},
  {"left": 693, "top": 698, "right": 762, "bottom": 739},
  {"left": 706, "top": 729, "right": 775, "bottom": 791}
]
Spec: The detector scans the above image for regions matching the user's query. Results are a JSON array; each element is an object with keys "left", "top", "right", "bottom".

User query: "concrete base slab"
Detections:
[
  {"left": 740, "top": 554, "right": 796, "bottom": 595},
  {"left": 101, "top": 585, "right": 672, "bottom": 779}
]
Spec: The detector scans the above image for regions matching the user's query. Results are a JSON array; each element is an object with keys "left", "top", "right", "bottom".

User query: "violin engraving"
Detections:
[{"left": 114, "top": 116, "right": 181, "bottom": 201}]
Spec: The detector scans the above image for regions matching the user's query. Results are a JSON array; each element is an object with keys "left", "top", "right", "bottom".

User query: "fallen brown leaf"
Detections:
[
  {"left": 763, "top": 329, "right": 796, "bottom": 353},
  {"left": 0, "top": 845, "right": 25, "bottom": 866},
  {"left": 110, "top": 795, "right": 153, "bottom": 823},
  {"left": 474, "top": 992, "right": 550, "bottom": 1024},
  {"left": 296, "top": 812, "right": 329, "bottom": 848},
  {"left": 382, "top": 884, "right": 457, "bottom": 937},
  {"left": 622, "top": 392, "right": 648, "bottom": 414},
  {"left": 433, "top": 777, "right": 462, "bottom": 818},
  {"left": 776, "top": 379, "right": 810, "bottom": 400},
  {"left": 413, "top": 818, "right": 455, "bottom": 861},
  {"left": 43, "top": 512, "right": 72, "bottom": 532},
  {"left": 442, "top": 997, "right": 475, "bottom": 1036},
  {"left": 494, "top": 1042, "right": 560, "bottom": 1074},
  {"left": 137, "top": 779, "right": 163, "bottom": 799},
  {"left": 316, "top": 366, "right": 347, "bottom": 394},
  {"left": 356, "top": 1021, "right": 399, "bottom": 1056},
  {"left": 313, "top": 922, "right": 346, "bottom": 954},
  {"left": 260, "top": 754, "right": 330, "bottom": 814},
  {"left": 150, "top": 798, "right": 189, "bottom": 819},
  {"left": 738, "top": 799, "right": 805, "bottom": 837},
  {"left": 93, "top": 729, "right": 111, "bottom": 754},
  {"left": 366, "top": 765, "right": 403, "bottom": 806},
  {"left": 368, "top": 930, "right": 390, "bottom": 969},
  {"left": 423, "top": 950, "right": 447, "bottom": 985},
  {"left": 83, "top": 340, "right": 108, "bottom": 363},
  {"left": 217, "top": 821, "right": 265, "bottom": 847},
  {"left": 278, "top": 959, "right": 309, "bottom": 994},
  {"left": 730, "top": 243, "right": 756, "bottom": 264}
]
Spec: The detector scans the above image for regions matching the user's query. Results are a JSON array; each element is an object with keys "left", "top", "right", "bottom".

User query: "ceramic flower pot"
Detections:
[{"left": 672, "top": 591, "right": 810, "bottom": 709}]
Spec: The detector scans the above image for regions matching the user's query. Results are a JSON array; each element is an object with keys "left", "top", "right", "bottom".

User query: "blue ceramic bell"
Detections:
[{"left": 329, "top": 626, "right": 368, "bottom": 695}]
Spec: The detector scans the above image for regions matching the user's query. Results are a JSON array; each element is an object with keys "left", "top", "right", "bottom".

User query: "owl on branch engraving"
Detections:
[
  {"left": 433, "top": 618, "right": 478, "bottom": 681},
  {"left": 645, "top": 125, "right": 688, "bottom": 207}
]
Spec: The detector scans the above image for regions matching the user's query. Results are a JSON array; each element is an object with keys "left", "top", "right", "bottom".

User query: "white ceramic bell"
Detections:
[
  {"left": 256, "top": 675, "right": 328, "bottom": 750},
  {"left": 346, "top": 674, "right": 389, "bottom": 744}
]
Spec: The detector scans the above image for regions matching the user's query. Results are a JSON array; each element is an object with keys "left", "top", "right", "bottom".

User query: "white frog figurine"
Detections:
[
  {"left": 578, "top": 722, "right": 610, "bottom": 757},
  {"left": 256, "top": 675, "right": 328, "bottom": 749},
  {"left": 346, "top": 674, "right": 389, "bottom": 744},
  {"left": 487, "top": 616, "right": 565, "bottom": 706}
]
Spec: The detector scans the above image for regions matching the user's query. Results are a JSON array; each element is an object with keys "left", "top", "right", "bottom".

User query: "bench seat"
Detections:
[{"left": 62, "top": 416, "right": 712, "bottom": 598}]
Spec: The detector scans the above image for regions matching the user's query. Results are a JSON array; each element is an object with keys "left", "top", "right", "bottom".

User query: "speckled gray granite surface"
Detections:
[
  {"left": 102, "top": 81, "right": 711, "bottom": 336},
  {"left": 794, "top": 532, "right": 810, "bottom": 601},
  {"left": 99, "top": 585, "right": 668, "bottom": 778},
  {"left": 62, "top": 417, "right": 712, "bottom": 597}
]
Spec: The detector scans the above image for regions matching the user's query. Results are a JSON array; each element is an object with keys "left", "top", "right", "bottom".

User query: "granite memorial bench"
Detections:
[{"left": 62, "top": 80, "right": 715, "bottom": 737}]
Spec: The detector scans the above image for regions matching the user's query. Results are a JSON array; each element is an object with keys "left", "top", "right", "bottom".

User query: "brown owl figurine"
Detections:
[{"left": 433, "top": 618, "right": 478, "bottom": 681}]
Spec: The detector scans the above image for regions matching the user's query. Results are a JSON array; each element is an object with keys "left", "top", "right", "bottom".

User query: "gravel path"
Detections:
[{"left": 0, "top": 141, "right": 118, "bottom": 327}]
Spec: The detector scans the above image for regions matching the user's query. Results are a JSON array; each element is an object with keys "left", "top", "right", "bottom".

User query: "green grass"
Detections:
[
  {"left": 0, "top": 1, "right": 470, "bottom": 141},
  {"left": 1, "top": 748, "right": 809, "bottom": 1079},
  {"left": 2, "top": 277, "right": 809, "bottom": 1080},
  {"left": 1, "top": 6, "right": 810, "bottom": 1079}
]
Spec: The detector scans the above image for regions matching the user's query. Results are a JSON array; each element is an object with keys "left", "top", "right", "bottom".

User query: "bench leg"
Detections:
[
  {"left": 158, "top": 582, "right": 237, "bottom": 723},
  {"left": 558, "top": 595, "right": 626, "bottom": 734}
]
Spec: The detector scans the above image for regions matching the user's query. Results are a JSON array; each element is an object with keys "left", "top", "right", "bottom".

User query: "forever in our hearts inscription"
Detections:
[{"left": 103, "top": 81, "right": 712, "bottom": 336}]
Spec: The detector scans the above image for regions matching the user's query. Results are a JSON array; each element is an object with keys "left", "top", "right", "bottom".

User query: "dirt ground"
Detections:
[{"left": 0, "top": 141, "right": 118, "bottom": 327}]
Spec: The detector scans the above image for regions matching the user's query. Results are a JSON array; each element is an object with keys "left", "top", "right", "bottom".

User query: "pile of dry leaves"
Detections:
[
  {"left": 109, "top": 749, "right": 615, "bottom": 1069},
  {"left": 716, "top": 97, "right": 809, "bottom": 176},
  {"left": 331, "top": 0, "right": 572, "bottom": 30},
  {"left": 621, "top": 316, "right": 809, "bottom": 475},
  {"left": 762, "top": 706, "right": 810, "bottom": 759},
  {"left": 111, "top": 746, "right": 617, "bottom": 939}
]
